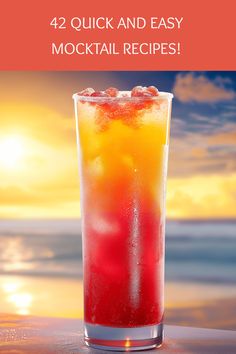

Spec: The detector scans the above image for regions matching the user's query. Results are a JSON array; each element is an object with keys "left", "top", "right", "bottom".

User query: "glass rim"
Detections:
[{"left": 72, "top": 91, "right": 173, "bottom": 102}]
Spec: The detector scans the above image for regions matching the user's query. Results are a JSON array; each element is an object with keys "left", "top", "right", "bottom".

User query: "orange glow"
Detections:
[
  {"left": 2, "top": 279, "right": 33, "bottom": 316},
  {"left": 0, "top": 135, "right": 26, "bottom": 169},
  {"left": 0, "top": 102, "right": 80, "bottom": 219},
  {"left": 125, "top": 337, "right": 131, "bottom": 350},
  {"left": 0, "top": 94, "right": 235, "bottom": 219}
]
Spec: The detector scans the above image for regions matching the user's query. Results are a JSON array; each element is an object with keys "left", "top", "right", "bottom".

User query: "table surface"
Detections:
[{"left": 0, "top": 314, "right": 235, "bottom": 354}]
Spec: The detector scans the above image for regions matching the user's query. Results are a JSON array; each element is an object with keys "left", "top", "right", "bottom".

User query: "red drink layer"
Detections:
[{"left": 75, "top": 87, "right": 171, "bottom": 327}]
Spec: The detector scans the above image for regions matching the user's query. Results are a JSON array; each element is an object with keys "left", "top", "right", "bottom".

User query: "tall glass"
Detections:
[{"left": 73, "top": 91, "right": 173, "bottom": 351}]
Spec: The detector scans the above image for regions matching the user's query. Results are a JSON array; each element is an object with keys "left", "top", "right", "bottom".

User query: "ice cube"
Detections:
[{"left": 90, "top": 215, "right": 120, "bottom": 235}]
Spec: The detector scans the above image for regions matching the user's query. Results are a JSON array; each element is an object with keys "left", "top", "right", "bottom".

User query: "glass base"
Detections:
[{"left": 84, "top": 322, "right": 163, "bottom": 351}]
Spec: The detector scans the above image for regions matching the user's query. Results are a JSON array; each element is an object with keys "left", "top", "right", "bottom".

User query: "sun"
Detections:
[{"left": 0, "top": 135, "right": 25, "bottom": 169}]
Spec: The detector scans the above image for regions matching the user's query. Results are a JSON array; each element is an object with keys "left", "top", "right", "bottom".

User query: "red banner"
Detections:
[{"left": 0, "top": 0, "right": 235, "bottom": 70}]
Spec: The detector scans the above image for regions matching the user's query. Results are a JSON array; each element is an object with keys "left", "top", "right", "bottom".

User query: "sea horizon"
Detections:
[{"left": 0, "top": 218, "right": 235, "bottom": 283}]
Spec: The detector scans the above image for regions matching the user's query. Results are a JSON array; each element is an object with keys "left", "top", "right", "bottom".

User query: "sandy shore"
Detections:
[{"left": 0, "top": 275, "right": 235, "bottom": 330}]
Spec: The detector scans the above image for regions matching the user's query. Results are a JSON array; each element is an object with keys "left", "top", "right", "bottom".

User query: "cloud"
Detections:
[
  {"left": 169, "top": 119, "right": 236, "bottom": 177},
  {"left": 0, "top": 202, "right": 81, "bottom": 219},
  {"left": 173, "top": 73, "right": 235, "bottom": 103},
  {"left": 167, "top": 174, "right": 236, "bottom": 219},
  {"left": 0, "top": 71, "right": 125, "bottom": 118},
  {"left": 0, "top": 184, "right": 80, "bottom": 219},
  {"left": 0, "top": 184, "right": 79, "bottom": 206},
  {"left": 0, "top": 102, "right": 76, "bottom": 148},
  {"left": 207, "top": 124, "right": 236, "bottom": 145}
]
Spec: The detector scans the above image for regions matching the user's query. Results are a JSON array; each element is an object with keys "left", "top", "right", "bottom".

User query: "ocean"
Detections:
[{"left": 0, "top": 219, "right": 235, "bottom": 285}]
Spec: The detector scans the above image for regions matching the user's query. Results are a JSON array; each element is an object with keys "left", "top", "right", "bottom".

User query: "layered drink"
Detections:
[{"left": 73, "top": 86, "right": 173, "bottom": 351}]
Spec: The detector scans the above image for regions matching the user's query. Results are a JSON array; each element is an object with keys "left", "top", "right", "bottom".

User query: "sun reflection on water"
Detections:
[
  {"left": 125, "top": 337, "right": 131, "bottom": 351},
  {"left": 1, "top": 236, "right": 35, "bottom": 273},
  {"left": 8, "top": 292, "right": 32, "bottom": 315},
  {"left": 0, "top": 233, "right": 83, "bottom": 318},
  {"left": 2, "top": 280, "right": 33, "bottom": 315}
]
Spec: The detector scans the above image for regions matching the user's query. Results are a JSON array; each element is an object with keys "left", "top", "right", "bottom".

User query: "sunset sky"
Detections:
[{"left": 0, "top": 71, "right": 235, "bottom": 219}]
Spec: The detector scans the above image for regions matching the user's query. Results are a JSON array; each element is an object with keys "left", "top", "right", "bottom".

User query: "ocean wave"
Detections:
[{"left": 0, "top": 219, "right": 235, "bottom": 285}]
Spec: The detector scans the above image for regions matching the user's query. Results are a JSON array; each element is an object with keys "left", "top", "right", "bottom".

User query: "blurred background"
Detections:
[{"left": 0, "top": 71, "right": 235, "bottom": 329}]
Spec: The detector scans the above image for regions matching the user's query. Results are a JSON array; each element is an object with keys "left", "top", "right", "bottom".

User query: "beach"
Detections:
[{"left": 0, "top": 219, "right": 235, "bottom": 330}]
